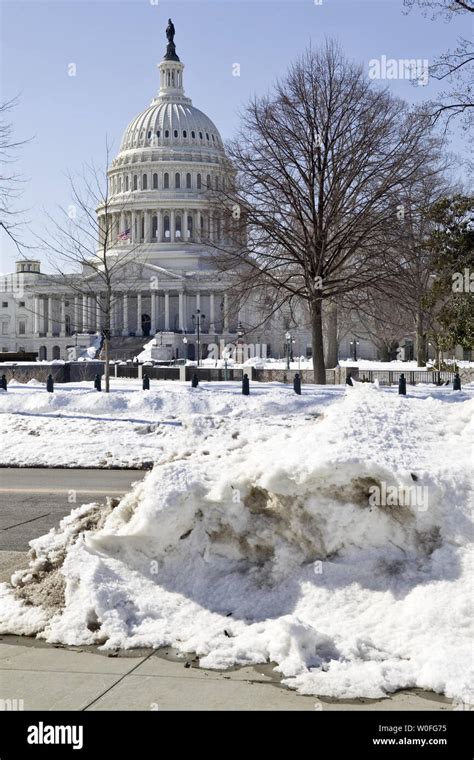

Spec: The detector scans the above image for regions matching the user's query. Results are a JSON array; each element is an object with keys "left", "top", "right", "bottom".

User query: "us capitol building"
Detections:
[{"left": 1, "top": 22, "right": 383, "bottom": 364}]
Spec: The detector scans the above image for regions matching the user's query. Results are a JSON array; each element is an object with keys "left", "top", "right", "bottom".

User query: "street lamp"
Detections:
[
  {"left": 182, "top": 336, "right": 188, "bottom": 362},
  {"left": 191, "top": 309, "right": 206, "bottom": 367},
  {"left": 236, "top": 321, "right": 244, "bottom": 365},
  {"left": 350, "top": 338, "right": 360, "bottom": 362},
  {"left": 285, "top": 331, "right": 292, "bottom": 370}
]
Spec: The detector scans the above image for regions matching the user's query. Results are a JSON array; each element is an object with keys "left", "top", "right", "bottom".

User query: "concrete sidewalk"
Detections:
[{"left": 0, "top": 636, "right": 453, "bottom": 711}]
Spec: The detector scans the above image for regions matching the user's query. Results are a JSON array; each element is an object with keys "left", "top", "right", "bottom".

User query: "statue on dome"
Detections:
[
  {"left": 164, "top": 19, "right": 179, "bottom": 61},
  {"left": 166, "top": 19, "right": 175, "bottom": 44}
]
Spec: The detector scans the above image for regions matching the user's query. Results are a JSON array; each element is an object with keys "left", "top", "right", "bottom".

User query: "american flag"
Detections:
[{"left": 117, "top": 228, "right": 131, "bottom": 241}]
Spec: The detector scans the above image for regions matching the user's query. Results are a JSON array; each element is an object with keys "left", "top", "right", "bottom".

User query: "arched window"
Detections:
[
  {"left": 164, "top": 173, "right": 169, "bottom": 189},
  {"left": 187, "top": 214, "right": 193, "bottom": 240},
  {"left": 197, "top": 173, "right": 202, "bottom": 189},
  {"left": 165, "top": 129, "right": 169, "bottom": 138},
  {"left": 118, "top": 177, "right": 122, "bottom": 192},
  {"left": 212, "top": 135, "right": 215, "bottom": 142},
  {"left": 164, "top": 215, "right": 170, "bottom": 240},
  {"left": 157, "top": 130, "right": 161, "bottom": 138},
  {"left": 174, "top": 129, "right": 178, "bottom": 138},
  {"left": 199, "top": 131, "right": 203, "bottom": 139},
  {"left": 152, "top": 215, "right": 158, "bottom": 240},
  {"left": 39, "top": 346, "right": 47, "bottom": 360},
  {"left": 65, "top": 315, "right": 71, "bottom": 336},
  {"left": 206, "top": 174, "right": 211, "bottom": 189},
  {"left": 191, "top": 131, "right": 196, "bottom": 139},
  {"left": 125, "top": 176, "right": 129, "bottom": 191},
  {"left": 142, "top": 174, "right": 148, "bottom": 190},
  {"left": 147, "top": 130, "right": 152, "bottom": 139},
  {"left": 153, "top": 173, "right": 158, "bottom": 189},
  {"left": 206, "top": 133, "right": 209, "bottom": 140},
  {"left": 52, "top": 346, "right": 60, "bottom": 360},
  {"left": 175, "top": 173, "right": 180, "bottom": 189},
  {"left": 183, "top": 130, "right": 187, "bottom": 138},
  {"left": 175, "top": 214, "right": 182, "bottom": 239},
  {"left": 186, "top": 173, "right": 191, "bottom": 189},
  {"left": 133, "top": 175, "right": 138, "bottom": 191}
]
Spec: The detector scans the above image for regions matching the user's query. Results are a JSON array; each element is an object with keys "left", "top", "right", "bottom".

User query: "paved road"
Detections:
[{"left": 0, "top": 468, "right": 146, "bottom": 551}]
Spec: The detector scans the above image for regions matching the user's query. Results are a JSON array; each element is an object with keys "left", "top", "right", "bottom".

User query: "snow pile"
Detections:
[{"left": 0, "top": 383, "right": 472, "bottom": 701}]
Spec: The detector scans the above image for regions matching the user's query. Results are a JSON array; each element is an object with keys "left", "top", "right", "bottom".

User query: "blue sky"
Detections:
[{"left": 0, "top": 0, "right": 470, "bottom": 271}]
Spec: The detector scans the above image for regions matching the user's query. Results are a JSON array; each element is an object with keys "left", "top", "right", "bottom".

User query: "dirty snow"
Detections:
[{"left": 0, "top": 381, "right": 472, "bottom": 702}]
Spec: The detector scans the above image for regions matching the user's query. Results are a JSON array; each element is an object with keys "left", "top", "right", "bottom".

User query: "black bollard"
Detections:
[
  {"left": 242, "top": 373, "right": 250, "bottom": 396},
  {"left": 0, "top": 374, "right": 7, "bottom": 391},
  {"left": 191, "top": 373, "right": 199, "bottom": 388},
  {"left": 142, "top": 373, "right": 150, "bottom": 391},
  {"left": 94, "top": 373, "right": 102, "bottom": 392},
  {"left": 46, "top": 374, "right": 54, "bottom": 393},
  {"left": 453, "top": 373, "right": 461, "bottom": 391},
  {"left": 346, "top": 372, "right": 353, "bottom": 387},
  {"left": 398, "top": 373, "right": 407, "bottom": 396},
  {"left": 293, "top": 373, "right": 302, "bottom": 395}
]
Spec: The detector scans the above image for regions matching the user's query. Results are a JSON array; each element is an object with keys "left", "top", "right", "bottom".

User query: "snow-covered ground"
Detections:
[{"left": 0, "top": 380, "right": 472, "bottom": 702}]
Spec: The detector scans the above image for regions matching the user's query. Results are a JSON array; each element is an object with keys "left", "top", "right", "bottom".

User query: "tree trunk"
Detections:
[
  {"left": 104, "top": 335, "right": 110, "bottom": 393},
  {"left": 325, "top": 300, "right": 338, "bottom": 368},
  {"left": 310, "top": 299, "right": 326, "bottom": 384},
  {"left": 415, "top": 311, "right": 426, "bottom": 367}
]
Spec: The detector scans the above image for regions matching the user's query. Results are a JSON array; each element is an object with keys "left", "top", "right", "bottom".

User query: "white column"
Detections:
[
  {"left": 34, "top": 296, "right": 40, "bottom": 336},
  {"left": 209, "top": 293, "right": 215, "bottom": 333},
  {"left": 178, "top": 292, "right": 185, "bottom": 332},
  {"left": 156, "top": 211, "right": 162, "bottom": 242},
  {"left": 122, "top": 294, "right": 128, "bottom": 336},
  {"left": 60, "top": 296, "right": 66, "bottom": 337},
  {"left": 73, "top": 296, "right": 78, "bottom": 334},
  {"left": 144, "top": 210, "right": 151, "bottom": 243},
  {"left": 151, "top": 292, "right": 157, "bottom": 334},
  {"left": 170, "top": 209, "right": 175, "bottom": 242},
  {"left": 224, "top": 293, "right": 229, "bottom": 333},
  {"left": 119, "top": 211, "right": 125, "bottom": 237},
  {"left": 89, "top": 296, "right": 96, "bottom": 331},
  {"left": 136, "top": 292, "right": 143, "bottom": 336},
  {"left": 164, "top": 291, "right": 170, "bottom": 330},
  {"left": 196, "top": 210, "right": 202, "bottom": 241},
  {"left": 196, "top": 292, "right": 201, "bottom": 311},
  {"left": 96, "top": 295, "right": 101, "bottom": 333},
  {"left": 82, "top": 295, "right": 87, "bottom": 332},
  {"left": 131, "top": 211, "right": 137, "bottom": 243},
  {"left": 47, "top": 297, "right": 53, "bottom": 337},
  {"left": 209, "top": 211, "right": 214, "bottom": 242}
]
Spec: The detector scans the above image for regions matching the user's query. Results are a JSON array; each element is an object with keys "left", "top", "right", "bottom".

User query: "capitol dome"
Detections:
[
  {"left": 120, "top": 101, "right": 225, "bottom": 155},
  {"left": 101, "top": 19, "right": 232, "bottom": 261}
]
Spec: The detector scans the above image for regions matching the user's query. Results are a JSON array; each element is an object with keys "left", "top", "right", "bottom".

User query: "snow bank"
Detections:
[{"left": 0, "top": 383, "right": 472, "bottom": 701}]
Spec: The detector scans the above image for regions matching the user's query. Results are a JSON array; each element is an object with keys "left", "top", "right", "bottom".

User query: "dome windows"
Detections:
[
  {"left": 186, "top": 173, "right": 191, "bottom": 189},
  {"left": 125, "top": 176, "right": 129, "bottom": 191},
  {"left": 157, "top": 130, "right": 161, "bottom": 138},
  {"left": 147, "top": 130, "right": 152, "bottom": 139},
  {"left": 199, "top": 131, "right": 203, "bottom": 139},
  {"left": 206, "top": 174, "right": 211, "bottom": 189},
  {"left": 153, "top": 173, "right": 158, "bottom": 189},
  {"left": 206, "top": 133, "right": 210, "bottom": 140},
  {"left": 164, "top": 173, "right": 169, "bottom": 189},
  {"left": 191, "top": 131, "right": 196, "bottom": 139},
  {"left": 175, "top": 173, "right": 181, "bottom": 189},
  {"left": 133, "top": 175, "right": 138, "bottom": 191},
  {"left": 183, "top": 130, "right": 187, "bottom": 138},
  {"left": 165, "top": 130, "right": 169, "bottom": 138},
  {"left": 197, "top": 173, "right": 202, "bottom": 189},
  {"left": 142, "top": 174, "right": 148, "bottom": 190},
  {"left": 174, "top": 129, "right": 178, "bottom": 138},
  {"left": 212, "top": 135, "right": 215, "bottom": 142}
]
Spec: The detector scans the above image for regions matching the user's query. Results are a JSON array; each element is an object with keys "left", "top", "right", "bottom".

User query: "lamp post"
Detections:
[
  {"left": 236, "top": 321, "right": 244, "bottom": 365},
  {"left": 182, "top": 336, "right": 188, "bottom": 362},
  {"left": 350, "top": 338, "right": 360, "bottom": 362},
  {"left": 191, "top": 309, "right": 206, "bottom": 367},
  {"left": 285, "top": 331, "right": 292, "bottom": 370}
]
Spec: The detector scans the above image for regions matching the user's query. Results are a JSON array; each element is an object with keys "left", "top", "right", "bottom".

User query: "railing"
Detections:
[{"left": 356, "top": 370, "right": 456, "bottom": 385}]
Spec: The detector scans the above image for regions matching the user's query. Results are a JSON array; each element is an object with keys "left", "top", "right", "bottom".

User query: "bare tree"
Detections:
[
  {"left": 207, "top": 41, "right": 445, "bottom": 382},
  {"left": 403, "top": 0, "right": 474, "bottom": 127},
  {"left": 37, "top": 145, "right": 145, "bottom": 391},
  {"left": 0, "top": 97, "right": 31, "bottom": 252}
]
